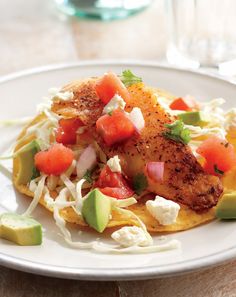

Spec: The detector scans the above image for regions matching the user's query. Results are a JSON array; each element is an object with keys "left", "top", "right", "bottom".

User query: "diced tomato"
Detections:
[
  {"left": 95, "top": 72, "right": 130, "bottom": 104},
  {"left": 196, "top": 136, "right": 236, "bottom": 175},
  {"left": 35, "top": 143, "right": 74, "bottom": 175},
  {"left": 55, "top": 118, "right": 83, "bottom": 145},
  {"left": 100, "top": 187, "right": 133, "bottom": 199},
  {"left": 96, "top": 110, "right": 135, "bottom": 146},
  {"left": 170, "top": 96, "right": 198, "bottom": 111},
  {"left": 96, "top": 165, "right": 134, "bottom": 199}
]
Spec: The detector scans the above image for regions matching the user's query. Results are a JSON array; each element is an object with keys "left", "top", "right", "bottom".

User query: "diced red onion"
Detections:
[
  {"left": 76, "top": 144, "right": 97, "bottom": 179},
  {"left": 146, "top": 162, "right": 164, "bottom": 182},
  {"left": 127, "top": 107, "right": 145, "bottom": 132}
]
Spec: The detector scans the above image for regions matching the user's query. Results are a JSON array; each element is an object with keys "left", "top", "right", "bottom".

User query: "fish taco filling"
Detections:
[{"left": 2, "top": 70, "right": 236, "bottom": 253}]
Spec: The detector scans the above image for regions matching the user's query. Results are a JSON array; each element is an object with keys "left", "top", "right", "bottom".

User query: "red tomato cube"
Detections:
[
  {"left": 196, "top": 136, "right": 236, "bottom": 175},
  {"left": 170, "top": 96, "right": 198, "bottom": 111},
  {"left": 56, "top": 118, "right": 83, "bottom": 145},
  {"left": 96, "top": 110, "right": 135, "bottom": 146},
  {"left": 35, "top": 143, "right": 74, "bottom": 175},
  {"left": 96, "top": 165, "right": 134, "bottom": 199},
  {"left": 95, "top": 72, "right": 130, "bottom": 104}
]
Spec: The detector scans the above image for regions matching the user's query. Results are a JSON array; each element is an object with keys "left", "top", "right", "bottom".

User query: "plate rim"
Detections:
[{"left": 1, "top": 60, "right": 236, "bottom": 281}]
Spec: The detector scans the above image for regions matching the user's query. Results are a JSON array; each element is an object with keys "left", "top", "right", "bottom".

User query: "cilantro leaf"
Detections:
[
  {"left": 83, "top": 170, "right": 93, "bottom": 183},
  {"left": 120, "top": 70, "right": 142, "bottom": 87},
  {"left": 214, "top": 164, "right": 224, "bottom": 175},
  {"left": 133, "top": 173, "right": 148, "bottom": 195},
  {"left": 163, "top": 120, "right": 191, "bottom": 145},
  {"left": 31, "top": 167, "right": 40, "bottom": 180}
]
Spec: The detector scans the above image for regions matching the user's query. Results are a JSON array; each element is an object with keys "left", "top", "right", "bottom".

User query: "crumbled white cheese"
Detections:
[
  {"left": 107, "top": 155, "right": 121, "bottom": 173},
  {"left": 111, "top": 226, "right": 150, "bottom": 247},
  {"left": 146, "top": 196, "right": 180, "bottom": 225},
  {"left": 37, "top": 88, "right": 73, "bottom": 114},
  {"left": 127, "top": 107, "right": 145, "bottom": 131},
  {"left": 103, "top": 94, "right": 126, "bottom": 114}
]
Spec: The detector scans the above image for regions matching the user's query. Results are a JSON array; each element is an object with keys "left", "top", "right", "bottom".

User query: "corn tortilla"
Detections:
[{"left": 13, "top": 110, "right": 220, "bottom": 233}]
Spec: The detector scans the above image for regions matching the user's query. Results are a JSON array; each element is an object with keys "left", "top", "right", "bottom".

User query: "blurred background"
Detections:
[
  {"left": 2, "top": 0, "right": 236, "bottom": 77},
  {"left": 0, "top": 0, "right": 168, "bottom": 76}
]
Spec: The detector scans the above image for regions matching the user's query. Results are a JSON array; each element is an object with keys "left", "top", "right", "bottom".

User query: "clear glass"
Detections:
[
  {"left": 166, "top": 0, "right": 236, "bottom": 69},
  {"left": 54, "top": 0, "right": 152, "bottom": 21}
]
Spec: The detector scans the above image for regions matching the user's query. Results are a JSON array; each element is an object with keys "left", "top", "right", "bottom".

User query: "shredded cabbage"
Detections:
[
  {"left": 47, "top": 175, "right": 60, "bottom": 191},
  {"left": 110, "top": 197, "right": 137, "bottom": 208},
  {"left": 60, "top": 174, "right": 76, "bottom": 200},
  {"left": 44, "top": 187, "right": 75, "bottom": 209},
  {"left": 186, "top": 125, "right": 226, "bottom": 139},
  {"left": 157, "top": 95, "right": 236, "bottom": 154},
  {"left": 64, "top": 160, "right": 77, "bottom": 177},
  {"left": 75, "top": 178, "right": 86, "bottom": 213},
  {"left": 27, "top": 171, "right": 179, "bottom": 254},
  {"left": 0, "top": 117, "right": 32, "bottom": 127},
  {"left": 23, "top": 175, "right": 47, "bottom": 216},
  {"left": 51, "top": 187, "right": 180, "bottom": 253}
]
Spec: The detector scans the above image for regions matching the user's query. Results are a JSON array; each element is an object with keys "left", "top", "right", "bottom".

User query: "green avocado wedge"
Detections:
[
  {"left": 216, "top": 192, "right": 236, "bottom": 219},
  {"left": 0, "top": 213, "right": 42, "bottom": 245},
  {"left": 82, "top": 189, "right": 111, "bottom": 233},
  {"left": 178, "top": 111, "right": 203, "bottom": 126},
  {"left": 15, "top": 139, "right": 41, "bottom": 185}
]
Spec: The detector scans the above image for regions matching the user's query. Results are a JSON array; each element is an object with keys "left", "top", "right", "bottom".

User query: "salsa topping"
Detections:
[
  {"left": 126, "top": 107, "right": 145, "bottom": 133},
  {"left": 96, "top": 165, "right": 134, "bottom": 199},
  {"left": 95, "top": 72, "right": 130, "bottom": 104},
  {"left": 34, "top": 143, "right": 74, "bottom": 175},
  {"left": 102, "top": 94, "right": 126, "bottom": 115},
  {"left": 96, "top": 110, "right": 135, "bottom": 146},
  {"left": 196, "top": 136, "right": 236, "bottom": 176},
  {"left": 170, "top": 96, "right": 198, "bottom": 111},
  {"left": 55, "top": 118, "right": 83, "bottom": 145},
  {"left": 76, "top": 144, "right": 97, "bottom": 179}
]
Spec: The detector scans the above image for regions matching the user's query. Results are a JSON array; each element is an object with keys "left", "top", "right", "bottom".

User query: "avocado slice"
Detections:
[
  {"left": 15, "top": 140, "right": 41, "bottom": 185},
  {"left": 82, "top": 188, "right": 111, "bottom": 233},
  {"left": 0, "top": 213, "right": 42, "bottom": 245},
  {"left": 178, "top": 111, "right": 203, "bottom": 126},
  {"left": 216, "top": 192, "right": 236, "bottom": 219}
]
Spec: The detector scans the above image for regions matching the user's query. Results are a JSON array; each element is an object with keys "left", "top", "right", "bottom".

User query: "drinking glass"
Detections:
[
  {"left": 166, "top": 0, "right": 236, "bottom": 70},
  {"left": 55, "top": 0, "right": 153, "bottom": 20}
]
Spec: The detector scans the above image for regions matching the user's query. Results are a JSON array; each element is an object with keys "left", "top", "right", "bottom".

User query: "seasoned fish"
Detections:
[{"left": 52, "top": 79, "right": 223, "bottom": 212}]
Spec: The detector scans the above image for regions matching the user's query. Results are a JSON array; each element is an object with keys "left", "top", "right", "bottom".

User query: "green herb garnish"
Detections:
[
  {"left": 133, "top": 173, "right": 148, "bottom": 195},
  {"left": 120, "top": 70, "right": 142, "bottom": 87},
  {"left": 163, "top": 120, "right": 191, "bottom": 145},
  {"left": 214, "top": 164, "right": 224, "bottom": 175},
  {"left": 83, "top": 170, "right": 93, "bottom": 183},
  {"left": 31, "top": 167, "right": 40, "bottom": 180}
]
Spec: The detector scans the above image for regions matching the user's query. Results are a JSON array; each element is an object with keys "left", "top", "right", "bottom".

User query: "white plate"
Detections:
[{"left": 1, "top": 61, "right": 236, "bottom": 281}]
